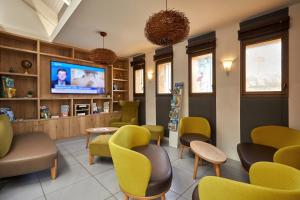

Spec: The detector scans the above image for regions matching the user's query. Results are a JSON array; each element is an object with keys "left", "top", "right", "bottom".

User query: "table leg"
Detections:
[
  {"left": 193, "top": 155, "right": 199, "bottom": 179},
  {"left": 214, "top": 164, "right": 221, "bottom": 177},
  {"left": 86, "top": 132, "right": 90, "bottom": 149}
]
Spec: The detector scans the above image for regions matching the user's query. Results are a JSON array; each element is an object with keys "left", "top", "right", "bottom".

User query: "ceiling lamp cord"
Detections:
[{"left": 166, "top": 0, "right": 168, "bottom": 10}]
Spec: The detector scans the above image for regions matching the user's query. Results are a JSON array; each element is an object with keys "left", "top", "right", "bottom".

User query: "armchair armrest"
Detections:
[
  {"left": 274, "top": 145, "right": 300, "bottom": 170},
  {"left": 199, "top": 175, "right": 296, "bottom": 200}
]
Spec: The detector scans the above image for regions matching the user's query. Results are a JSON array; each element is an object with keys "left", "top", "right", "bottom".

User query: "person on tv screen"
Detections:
[{"left": 51, "top": 68, "right": 70, "bottom": 88}]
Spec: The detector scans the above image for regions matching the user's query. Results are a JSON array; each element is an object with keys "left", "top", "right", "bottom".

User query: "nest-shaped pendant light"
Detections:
[
  {"left": 144, "top": 0, "right": 190, "bottom": 46},
  {"left": 89, "top": 31, "right": 117, "bottom": 65}
]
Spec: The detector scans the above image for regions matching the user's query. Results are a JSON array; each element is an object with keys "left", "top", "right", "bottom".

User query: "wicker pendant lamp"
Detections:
[
  {"left": 144, "top": 0, "right": 190, "bottom": 46},
  {"left": 89, "top": 32, "right": 117, "bottom": 65}
]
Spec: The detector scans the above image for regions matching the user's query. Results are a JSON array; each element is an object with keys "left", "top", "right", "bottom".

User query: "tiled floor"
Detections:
[{"left": 0, "top": 136, "right": 249, "bottom": 200}]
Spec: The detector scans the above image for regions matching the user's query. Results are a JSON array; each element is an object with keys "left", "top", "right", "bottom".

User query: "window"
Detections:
[
  {"left": 157, "top": 61, "right": 172, "bottom": 94},
  {"left": 134, "top": 68, "right": 144, "bottom": 94},
  {"left": 191, "top": 53, "right": 213, "bottom": 93},
  {"left": 245, "top": 39, "right": 282, "bottom": 92},
  {"left": 242, "top": 36, "right": 287, "bottom": 95}
]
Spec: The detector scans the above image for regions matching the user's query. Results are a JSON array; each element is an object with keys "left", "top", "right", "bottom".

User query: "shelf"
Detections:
[
  {"left": 0, "top": 45, "right": 37, "bottom": 54},
  {"left": 113, "top": 78, "right": 128, "bottom": 82},
  {"left": 113, "top": 90, "right": 127, "bottom": 92},
  {"left": 0, "top": 72, "right": 38, "bottom": 77},
  {"left": 113, "top": 67, "right": 128, "bottom": 71},
  {"left": 40, "top": 52, "right": 72, "bottom": 60},
  {"left": 0, "top": 98, "right": 38, "bottom": 101}
]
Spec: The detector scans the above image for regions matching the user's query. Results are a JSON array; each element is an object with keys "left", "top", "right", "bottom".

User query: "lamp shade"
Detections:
[{"left": 145, "top": 9, "right": 190, "bottom": 46}]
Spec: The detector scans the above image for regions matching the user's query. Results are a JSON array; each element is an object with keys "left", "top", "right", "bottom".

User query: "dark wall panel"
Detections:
[
  {"left": 240, "top": 96, "right": 288, "bottom": 143},
  {"left": 156, "top": 95, "right": 172, "bottom": 137},
  {"left": 189, "top": 96, "right": 216, "bottom": 145},
  {"left": 134, "top": 96, "right": 145, "bottom": 125}
]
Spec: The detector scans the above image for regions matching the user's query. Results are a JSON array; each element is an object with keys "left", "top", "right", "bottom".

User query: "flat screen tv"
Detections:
[{"left": 50, "top": 61, "right": 105, "bottom": 94}]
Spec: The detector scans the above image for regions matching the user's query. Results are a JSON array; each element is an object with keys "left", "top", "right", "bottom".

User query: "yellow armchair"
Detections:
[
  {"left": 194, "top": 162, "right": 300, "bottom": 200},
  {"left": 109, "top": 125, "right": 172, "bottom": 199},
  {"left": 178, "top": 117, "right": 211, "bottom": 158},
  {"left": 237, "top": 126, "right": 300, "bottom": 171}
]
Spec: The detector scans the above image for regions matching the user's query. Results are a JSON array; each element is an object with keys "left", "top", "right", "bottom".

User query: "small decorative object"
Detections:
[
  {"left": 113, "top": 83, "right": 118, "bottom": 90},
  {"left": 40, "top": 105, "right": 51, "bottom": 119},
  {"left": 89, "top": 31, "right": 117, "bottom": 65},
  {"left": 21, "top": 60, "right": 32, "bottom": 74},
  {"left": 103, "top": 101, "right": 110, "bottom": 113},
  {"left": 26, "top": 91, "right": 33, "bottom": 98},
  {"left": 0, "top": 107, "right": 15, "bottom": 121},
  {"left": 106, "top": 94, "right": 111, "bottom": 98},
  {"left": 144, "top": 0, "right": 190, "bottom": 46},
  {"left": 60, "top": 105, "right": 69, "bottom": 117},
  {"left": 9, "top": 67, "right": 16, "bottom": 73},
  {"left": 1, "top": 76, "right": 16, "bottom": 98}
]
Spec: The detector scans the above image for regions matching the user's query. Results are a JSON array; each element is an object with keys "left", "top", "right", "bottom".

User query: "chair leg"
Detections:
[
  {"left": 50, "top": 159, "right": 57, "bottom": 179},
  {"left": 179, "top": 144, "right": 185, "bottom": 159},
  {"left": 161, "top": 193, "right": 166, "bottom": 200},
  {"left": 89, "top": 152, "right": 94, "bottom": 165},
  {"left": 124, "top": 194, "right": 129, "bottom": 200},
  {"left": 157, "top": 136, "right": 161, "bottom": 146}
]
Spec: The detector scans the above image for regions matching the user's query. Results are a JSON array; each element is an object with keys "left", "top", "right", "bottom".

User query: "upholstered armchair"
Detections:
[
  {"left": 192, "top": 162, "right": 300, "bottom": 200},
  {"left": 179, "top": 117, "right": 211, "bottom": 158},
  {"left": 237, "top": 126, "right": 300, "bottom": 171},
  {"left": 109, "top": 101, "right": 139, "bottom": 127},
  {"left": 109, "top": 125, "right": 172, "bottom": 200}
]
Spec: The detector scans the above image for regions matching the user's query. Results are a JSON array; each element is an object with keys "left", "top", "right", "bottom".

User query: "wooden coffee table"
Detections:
[
  {"left": 85, "top": 127, "right": 118, "bottom": 148},
  {"left": 191, "top": 141, "right": 227, "bottom": 179}
]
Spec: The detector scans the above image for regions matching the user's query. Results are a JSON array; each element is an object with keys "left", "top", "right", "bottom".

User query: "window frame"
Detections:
[
  {"left": 188, "top": 49, "right": 216, "bottom": 96},
  {"left": 133, "top": 65, "right": 145, "bottom": 96},
  {"left": 240, "top": 32, "right": 288, "bottom": 96},
  {"left": 155, "top": 58, "right": 173, "bottom": 96}
]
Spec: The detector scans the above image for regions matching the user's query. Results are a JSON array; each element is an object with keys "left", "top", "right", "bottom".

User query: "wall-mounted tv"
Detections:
[{"left": 50, "top": 61, "right": 105, "bottom": 94}]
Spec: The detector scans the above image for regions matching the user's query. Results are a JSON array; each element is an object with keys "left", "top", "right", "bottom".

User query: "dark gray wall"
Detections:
[
  {"left": 156, "top": 95, "right": 172, "bottom": 137},
  {"left": 240, "top": 96, "right": 288, "bottom": 142}
]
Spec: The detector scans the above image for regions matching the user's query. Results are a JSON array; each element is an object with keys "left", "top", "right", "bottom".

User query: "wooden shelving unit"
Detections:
[
  {"left": 0, "top": 31, "right": 126, "bottom": 139},
  {"left": 112, "top": 59, "right": 129, "bottom": 111}
]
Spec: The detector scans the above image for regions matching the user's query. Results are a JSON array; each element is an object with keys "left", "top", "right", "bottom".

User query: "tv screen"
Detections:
[{"left": 50, "top": 61, "right": 105, "bottom": 94}]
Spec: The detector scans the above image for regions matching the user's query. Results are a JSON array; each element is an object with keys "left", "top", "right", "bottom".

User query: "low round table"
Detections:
[
  {"left": 191, "top": 141, "right": 227, "bottom": 179},
  {"left": 85, "top": 127, "right": 118, "bottom": 148}
]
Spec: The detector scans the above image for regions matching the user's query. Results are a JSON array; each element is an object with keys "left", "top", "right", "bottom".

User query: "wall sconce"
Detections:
[
  {"left": 222, "top": 60, "right": 233, "bottom": 75},
  {"left": 147, "top": 72, "right": 154, "bottom": 80}
]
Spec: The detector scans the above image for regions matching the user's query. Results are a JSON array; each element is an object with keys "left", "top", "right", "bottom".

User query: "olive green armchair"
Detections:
[
  {"left": 192, "top": 162, "right": 300, "bottom": 200},
  {"left": 109, "top": 100, "right": 139, "bottom": 127}
]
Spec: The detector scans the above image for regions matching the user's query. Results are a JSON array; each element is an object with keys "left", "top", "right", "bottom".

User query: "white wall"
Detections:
[
  {"left": 216, "top": 24, "right": 240, "bottom": 160},
  {"left": 289, "top": 3, "right": 300, "bottom": 130},
  {"left": 133, "top": 3, "right": 300, "bottom": 160}
]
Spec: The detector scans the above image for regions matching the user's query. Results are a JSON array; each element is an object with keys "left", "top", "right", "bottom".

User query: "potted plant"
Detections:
[{"left": 27, "top": 91, "right": 33, "bottom": 98}]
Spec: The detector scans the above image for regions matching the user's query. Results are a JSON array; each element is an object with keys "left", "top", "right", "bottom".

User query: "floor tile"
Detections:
[
  {"left": 63, "top": 140, "right": 86, "bottom": 154},
  {"left": 46, "top": 177, "right": 111, "bottom": 200},
  {"left": 170, "top": 167, "right": 198, "bottom": 194},
  {"left": 95, "top": 169, "right": 120, "bottom": 194},
  {"left": 177, "top": 196, "right": 188, "bottom": 200},
  {"left": 0, "top": 174, "right": 44, "bottom": 200},
  {"left": 38, "top": 163, "right": 90, "bottom": 194},
  {"left": 114, "top": 191, "right": 124, "bottom": 200},
  {"left": 163, "top": 146, "right": 180, "bottom": 163},
  {"left": 106, "top": 196, "right": 117, "bottom": 200},
  {"left": 172, "top": 157, "right": 212, "bottom": 178},
  {"left": 76, "top": 154, "right": 114, "bottom": 175}
]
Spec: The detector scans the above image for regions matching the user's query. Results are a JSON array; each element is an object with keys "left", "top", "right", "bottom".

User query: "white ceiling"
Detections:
[
  {"left": 0, "top": 0, "right": 80, "bottom": 40},
  {"left": 1, "top": 0, "right": 299, "bottom": 56},
  {"left": 54, "top": 0, "right": 299, "bottom": 57}
]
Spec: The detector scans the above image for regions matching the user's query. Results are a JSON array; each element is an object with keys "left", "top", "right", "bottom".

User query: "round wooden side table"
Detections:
[
  {"left": 85, "top": 127, "right": 118, "bottom": 148},
  {"left": 190, "top": 141, "right": 227, "bottom": 179}
]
